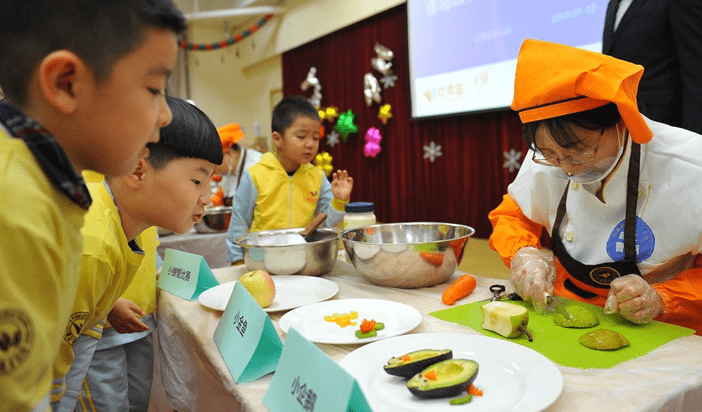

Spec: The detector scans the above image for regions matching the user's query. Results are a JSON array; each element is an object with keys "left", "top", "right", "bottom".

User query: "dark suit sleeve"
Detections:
[{"left": 669, "top": 0, "right": 702, "bottom": 134}]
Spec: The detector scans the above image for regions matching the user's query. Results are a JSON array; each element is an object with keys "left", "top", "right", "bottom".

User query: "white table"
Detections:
[{"left": 154, "top": 253, "right": 702, "bottom": 412}]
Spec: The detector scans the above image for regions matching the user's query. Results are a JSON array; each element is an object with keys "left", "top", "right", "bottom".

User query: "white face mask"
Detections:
[{"left": 552, "top": 125, "right": 626, "bottom": 184}]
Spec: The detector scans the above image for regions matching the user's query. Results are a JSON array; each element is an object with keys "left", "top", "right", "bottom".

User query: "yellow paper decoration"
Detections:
[
  {"left": 378, "top": 104, "right": 393, "bottom": 124},
  {"left": 325, "top": 106, "right": 340, "bottom": 122},
  {"left": 314, "top": 152, "right": 334, "bottom": 177}
]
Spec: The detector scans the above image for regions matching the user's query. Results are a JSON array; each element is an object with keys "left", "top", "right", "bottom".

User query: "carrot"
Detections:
[
  {"left": 467, "top": 384, "right": 483, "bottom": 396},
  {"left": 424, "top": 370, "right": 437, "bottom": 380},
  {"left": 441, "top": 274, "right": 477, "bottom": 305},
  {"left": 359, "top": 319, "right": 376, "bottom": 333},
  {"left": 420, "top": 252, "right": 444, "bottom": 267},
  {"left": 401, "top": 354, "right": 411, "bottom": 362}
]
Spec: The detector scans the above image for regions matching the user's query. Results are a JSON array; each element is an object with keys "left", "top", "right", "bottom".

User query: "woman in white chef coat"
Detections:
[
  {"left": 489, "top": 39, "right": 702, "bottom": 335},
  {"left": 215, "top": 123, "right": 263, "bottom": 201}
]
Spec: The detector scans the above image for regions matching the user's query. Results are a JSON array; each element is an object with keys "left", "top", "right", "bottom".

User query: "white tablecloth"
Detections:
[
  {"left": 157, "top": 229, "right": 229, "bottom": 269},
  {"left": 155, "top": 253, "right": 702, "bottom": 412}
]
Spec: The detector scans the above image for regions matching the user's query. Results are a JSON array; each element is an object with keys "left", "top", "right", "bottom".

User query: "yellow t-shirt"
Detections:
[
  {"left": 51, "top": 182, "right": 145, "bottom": 401},
  {"left": 0, "top": 129, "right": 86, "bottom": 412},
  {"left": 81, "top": 170, "right": 104, "bottom": 183},
  {"left": 105, "top": 226, "right": 160, "bottom": 328}
]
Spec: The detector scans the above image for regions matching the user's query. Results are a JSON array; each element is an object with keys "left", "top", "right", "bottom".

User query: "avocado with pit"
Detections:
[
  {"left": 579, "top": 329, "right": 630, "bottom": 350},
  {"left": 553, "top": 306, "right": 599, "bottom": 328},
  {"left": 383, "top": 349, "right": 453, "bottom": 378},
  {"left": 406, "top": 359, "right": 479, "bottom": 399}
]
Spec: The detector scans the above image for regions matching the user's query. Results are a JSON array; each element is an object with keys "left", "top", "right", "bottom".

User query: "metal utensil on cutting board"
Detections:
[
  {"left": 479, "top": 284, "right": 523, "bottom": 303},
  {"left": 478, "top": 284, "right": 571, "bottom": 319},
  {"left": 546, "top": 293, "right": 572, "bottom": 320}
]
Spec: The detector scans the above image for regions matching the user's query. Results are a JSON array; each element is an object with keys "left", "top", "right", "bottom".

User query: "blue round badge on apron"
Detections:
[{"left": 606, "top": 217, "right": 655, "bottom": 262}]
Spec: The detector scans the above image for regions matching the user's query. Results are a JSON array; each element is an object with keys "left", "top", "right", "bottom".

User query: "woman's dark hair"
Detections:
[
  {"left": 147, "top": 96, "right": 223, "bottom": 169},
  {"left": 271, "top": 95, "right": 320, "bottom": 135},
  {"left": 523, "top": 102, "right": 621, "bottom": 151}
]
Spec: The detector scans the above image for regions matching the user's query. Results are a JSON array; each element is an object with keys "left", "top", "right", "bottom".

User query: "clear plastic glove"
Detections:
[
  {"left": 510, "top": 246, "right": 556, "bottom": 313},
  {"left": 604, "top": 274, "right": 663, "bottom": 324}
]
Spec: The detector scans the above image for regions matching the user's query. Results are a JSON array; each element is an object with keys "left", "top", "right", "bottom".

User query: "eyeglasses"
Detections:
[{"left": 532, "top": 127, "right": 604, "bottom": 166}]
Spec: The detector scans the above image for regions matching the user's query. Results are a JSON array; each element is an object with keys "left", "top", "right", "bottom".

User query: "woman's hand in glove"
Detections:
[
  {"left": 510, "top": 246, "right": 556, "bottom": 313},
  {"left": 604, "top": 274, "right": 663, "bottom": 324}
]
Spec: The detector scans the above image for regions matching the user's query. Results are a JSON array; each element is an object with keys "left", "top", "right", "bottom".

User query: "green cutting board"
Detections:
[{"left": 430, "top": 299, "right": 693, "bottom": 369}]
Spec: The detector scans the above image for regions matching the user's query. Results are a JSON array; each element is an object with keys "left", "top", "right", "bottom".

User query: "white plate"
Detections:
[
  {"left": 339, "top": 332, "right": 563, "bottom": 412},
  {"left": 198, "top": 275, "right": 339, "bottom": 313},
  {"left": 278, "top": 299, "right": 422, "bottom": 344}
]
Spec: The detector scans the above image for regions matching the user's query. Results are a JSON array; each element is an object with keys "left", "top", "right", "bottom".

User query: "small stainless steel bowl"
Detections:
[
  {"left": 195, "top": 206, "right": 232, "bottom": 234},
  {"left": 340, "top": 222, "right": 475, "bottom": 288},
  {"left": 235, "top": 227, "right": 339, "bottom": 276}
]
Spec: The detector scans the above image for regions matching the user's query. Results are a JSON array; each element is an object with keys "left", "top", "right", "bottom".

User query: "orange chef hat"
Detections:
[
  {"left": 217, "top": 123, "right": 245, "bottom": 151},
  {"left": 511, "top": 39, "right": 652, "bottom": 144}
]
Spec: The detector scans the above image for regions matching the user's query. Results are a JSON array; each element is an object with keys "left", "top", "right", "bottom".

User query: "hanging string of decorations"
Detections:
[{"left": 179, "top": 14, "right": 274, "bottom": 51}]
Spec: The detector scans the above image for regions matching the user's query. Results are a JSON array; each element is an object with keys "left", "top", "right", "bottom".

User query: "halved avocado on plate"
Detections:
[
  {"left": 407, "top": 359, "right": 479, "bottom": 399},
  {"left": 383, "top": 349, "right": 452, "bottom": 378}
]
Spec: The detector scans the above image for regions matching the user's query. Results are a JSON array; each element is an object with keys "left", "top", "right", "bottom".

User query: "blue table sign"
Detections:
[
  {"left": 158, "top": 248, "right": 219, "bottom": 300},
  {"left": 214, "top": 281, "right": 283, "bottom": 383},
  {"left": 263, "top": 328, "right": 372, "bottom": 412}
]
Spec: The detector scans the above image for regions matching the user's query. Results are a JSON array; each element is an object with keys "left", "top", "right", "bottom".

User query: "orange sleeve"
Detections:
[
  {"left": 652, "top": 257, "right": 702, "bottom": 335},
  {"left": 488, "top": 194, "right": 545, "bottom": 267}
]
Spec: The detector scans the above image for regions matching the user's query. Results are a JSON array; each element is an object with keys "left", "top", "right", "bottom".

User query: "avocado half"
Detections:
[
  {"left": 406, "top": 359, "right": 479, "bottom": 399},
  {"left": 553, "top": 306, "right": 599, "bottom": 328},
  {"left": 383, "top": 349, "right": 453, "bottom": 378}
]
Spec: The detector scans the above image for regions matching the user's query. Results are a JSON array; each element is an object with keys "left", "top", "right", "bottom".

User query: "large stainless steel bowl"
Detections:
[
  {"left": 340, "top": 222, "right": 475, "bottom": 288},
  {"left": 195, "top": 206, "right": 232, "bottom": 234},
  {"left": 235, "top": 227, "right": 339, "bottom": 276}
]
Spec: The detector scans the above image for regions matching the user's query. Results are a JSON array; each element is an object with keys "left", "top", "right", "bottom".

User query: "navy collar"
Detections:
[{"left": 0, "top": 102, "right": 91, "bottom": 209}]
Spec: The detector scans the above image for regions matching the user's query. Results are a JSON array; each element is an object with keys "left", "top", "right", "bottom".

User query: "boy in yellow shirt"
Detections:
[
  {"left": 78, "top": 227, "right": 159, "bottom": 412},
  {"left": 225, "top": 96, "right": 354, "bottom": 263},
  {"left": 51, "top": 97, "right": 223, "bottom": 411},
  {"left": 0, "top": 2, "right": 186, "bottom": 411}
]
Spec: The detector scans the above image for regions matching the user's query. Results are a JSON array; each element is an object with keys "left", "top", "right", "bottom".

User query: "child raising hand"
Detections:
[
  {"left": 331, "top": 170, "right": 354, "bottom": 204},
  {"left": 226, "top": 96, "right": 354, "bottom": 264}
]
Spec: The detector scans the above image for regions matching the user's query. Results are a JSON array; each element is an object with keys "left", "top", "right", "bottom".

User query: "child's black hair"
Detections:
[
  {"left": 0, "top": 0, "right": 187, "bottom": 107},
  {"left": 147, "top": 97, "right": 223, "bottom": 169},
  {"left": 271, "top": 95, "right": 320, "bottom": 135}
]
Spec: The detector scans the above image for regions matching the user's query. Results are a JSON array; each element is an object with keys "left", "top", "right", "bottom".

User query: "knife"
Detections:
[{"left": 546, "top": 294, "right": 572, "bottom": 320}]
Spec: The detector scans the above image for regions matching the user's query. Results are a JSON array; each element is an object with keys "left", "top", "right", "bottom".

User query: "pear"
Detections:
[{"left": 481, "top": 301, "right": 533, "bottom": 341}]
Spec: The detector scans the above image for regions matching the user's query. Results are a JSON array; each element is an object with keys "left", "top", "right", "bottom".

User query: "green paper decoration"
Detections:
[{"left": 335, "top": 110, "right": 358, "bottom": 141}]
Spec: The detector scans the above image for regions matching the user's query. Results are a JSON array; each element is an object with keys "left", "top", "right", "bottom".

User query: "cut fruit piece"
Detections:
[
  {"left": 355, "top": 322, "right": 384, "bottom": 339},
  {"left": 407, "top": 359, "right": 479, "bottom": 399},
  {"left": 579, "top": 329, "right": 630, "bottom": 350},
  {"left": 481, "top": 301, "right": 533, "bottom": 341},
  {"left": 553, "top": 306, "right": 599, "bottom": 328},
  {"left": 383, "top": 349, "right": 453, "bottom": 378},
  {"left": 449, "top": 395, "right": 473, "bottom": 405}
]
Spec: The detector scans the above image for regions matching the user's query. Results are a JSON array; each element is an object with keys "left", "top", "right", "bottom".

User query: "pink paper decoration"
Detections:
[{"left": 364, "top": 127, "right": 382, "bottom": 158}]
